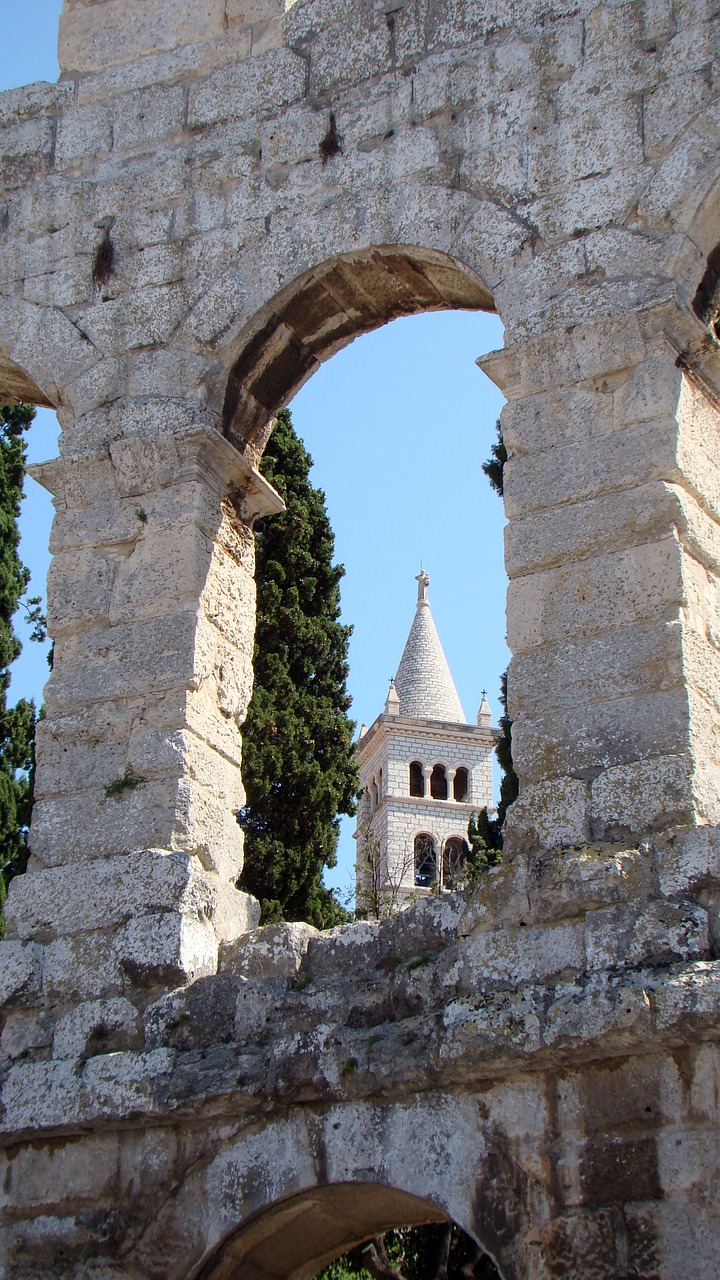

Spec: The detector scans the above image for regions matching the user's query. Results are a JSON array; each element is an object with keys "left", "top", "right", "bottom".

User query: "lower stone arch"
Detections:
[
  {"left": 219, "top": 243, "right": 496, "bottom": 462},
  {"left": 133, "top": 1099, "right": 537, "bottom": 1280},
  {"left": 195, "top": 1182, "right": 451, "bottom": 1280}
]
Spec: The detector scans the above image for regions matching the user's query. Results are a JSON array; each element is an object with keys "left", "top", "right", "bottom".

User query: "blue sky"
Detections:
[{"left": 1, "top": 3, "right": 508, "bottom": 892}]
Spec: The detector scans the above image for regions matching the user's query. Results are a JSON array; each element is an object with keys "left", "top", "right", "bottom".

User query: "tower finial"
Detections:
[{"left": 416, "top": 568, "right": 430, "bottom": 607}]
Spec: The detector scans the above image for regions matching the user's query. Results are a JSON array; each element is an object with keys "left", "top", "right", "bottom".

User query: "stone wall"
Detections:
[
  {"left": 2, "top": 0, "right": 720, "bottom": 1274},
  {"left": 3, "top": 830, "right": 720, "bottom": 1277}
]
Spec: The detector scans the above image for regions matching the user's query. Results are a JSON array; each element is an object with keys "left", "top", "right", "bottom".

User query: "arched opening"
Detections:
[
  {"left": 223, "top": 243, "right": 507, "bottom": 905},
  {"left": 453, "top": 767, "right": 469, "bottom": 802},
  {"left": 0, "top": 353, "right": 54, "bottom": 409},
  {"left": 443, "top": 837, "right": 469, "bottom": 889},
  {"left": 414, "top": 832, "right": 437, "bottom": 887},
  {"left": 222, "top": 245, "right": 495, "bottom": 462},
  {"left": 195, "top": 1184, "right": 502, "bottom": 1280},
  {"left": 430, "top": 764, "right": 448, "bottom": 801},
  {"left": 409, "top": 760, "right": 425, "bottom": 797}
]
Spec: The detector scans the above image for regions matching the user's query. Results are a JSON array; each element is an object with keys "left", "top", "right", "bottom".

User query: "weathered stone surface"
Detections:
[
  {"left": 2, "top": 0, "right": 720, "bottom": 1274},
  {"left": 53, "top": 998, "right": 144, "bottom": 1060},
  {"left": 221, "top": 921, "right": 318, "bottom": 978},
  {"left": 0, "top": 941, "right": 42, "bottom": 1008}
]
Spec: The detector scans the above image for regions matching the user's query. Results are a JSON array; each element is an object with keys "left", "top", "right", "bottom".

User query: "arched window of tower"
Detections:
[
  {"left": 414, "top": 833, "right": 437, "bottom": 888},
  {"left": 430, "top": 764, "right": 448, "bottom": 801},
  {"left": 453, "top": 767, "right": 469, "bottom": 802},
  {"left": 409, "top": 761, "right": 425, "bottom": 797},
  {"left": 443, "top": 838, "right": 469, "bottom": 889}
]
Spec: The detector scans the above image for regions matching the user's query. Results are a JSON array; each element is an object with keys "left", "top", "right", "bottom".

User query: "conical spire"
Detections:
[{"left": 393, "top": 571, "right": 466, "bottom": 723}]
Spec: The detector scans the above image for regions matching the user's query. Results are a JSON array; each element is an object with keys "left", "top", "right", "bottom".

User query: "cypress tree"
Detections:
[
  {"left": 0, "top": 404, "right": 39, "bottom": 929},
  {"left": 237, "top": 409, "right": 358, "bottom": 927},
  {"left": 481, "top": 419, "right": 507, "bottom": 497},
  {"left": 467, "top": 417, "right": 519, "bottom": 867}
]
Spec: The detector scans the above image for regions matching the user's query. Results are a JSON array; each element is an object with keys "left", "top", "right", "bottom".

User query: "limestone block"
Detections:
[
  {"left": 0, "top": 79, "right": 72, "bottom": 126},
  {"left": 427, "top": 0, "right": 513, "bottom": 49},
  {"left": 504, "top": 482, "right": 683, "bottom": 579},
  {"left": 112, "top": 85, "right": 186, "bottom": 153},
  {"left": 440, "top": 988, "right": 544, "bottom": 1063},
  {"left": 127, "top": 728, "right": 244, "bottom": 811},
  {"left": 187, "top": 48, "right": 307, "bottom": 127},
  {"left": 0, "top": 1132, "right": 119, "bottom": 1209},
  {"left": 503, "top": 418, "right": 681, "bottom": 522},
  {"left": 23, "top": 258, "right": 92, "bottom": 309},
  {"left": 29, "top": 776, "right": 245, "bottom": 878},
  {"left": 234, "top": 977, "right": 288, "bottom": 1038},
  {"left": 45, "top": 546, "right": 115, "bottom": 635},
  {"left": 59, "top": 0, "right": 228, "bottom": 74},
  {"left": 0, "top": 116, "right": 54, "bottom": 187},
  {"left": 304, "top": 919, "right": 386, "bottom": 979},
  {"left": 651, "top": 960, "right": 720, "bottom": 1034},
  {"left": 226, "top": 0, "right": 286, "bottom": 24},
  {"left": 613, "top": 350, "right": 683, "bottom": 428},
  {"left": 456, "top": 861, "right": 531, "bottom": 935},
  {"left": 182, "top": 269, "right": 252, "bottom": 345},
  {"left": 509, "top": 623, "right": 683, "bottom": 717},
  {"left": 221, "top": 922, "right": 318, "bottom": 979},
  {"left": 144, "top": 973, "right": 241, "bottom": 1049},
  {"left": 45, "top": 612, "right": 198, "bottom": 709},
  {"left": 127, "top": 345, "right": 210, "bottom": 397},
  {"left": 1, "top": 1049, "right": 176, "bottom": 1135},
  {"left": 543, "top": 974, "right": 652, "bottom": 1053},
  {"left": 463, "top": 920, "right": 584, "bottom": 987},
  {"left": 671, "top": 481, "right": 717, "bottom": 573},
  {"left": 3, "top": 297, "right": 100, "bottom": 398},
  {"left": 75, "top": 284, "right": 189, "bottom": 354},
  {"left": 47, "top": 481, "right": 216, "bottom": 556},
  {"left": 657, "top": 825, "right": 720, "bottom": 899},
  {"left": 5, "top": 850, "right": 256, "bottom": 942},
  {"left": 512, "top": 691, "right": 692, "bottom": 791},
  {"left": 1, "top": 1011, "right": 53, "bottom": 1060},
  {"left": 53, "top": 998, "right": 144, "bottom": 1060},
  {"left": 0, "top": 942, "right": 42, "bottom": 1008},
  {"left": 259, "top": 103, "right": 339, "bottom": 172},
  {"left": 585, "top": 903, "right": 709, "bottom": 971},
  {"left": 529, "top": 846, "right": 655, "bottom": 922},
  {"left": 590, "top": 755, "right": 696, "bottom": 840},
  {"left": 42, "top": 932, "right": 125, "bottom": 1001},
  {"left": 502, "top": 777, "right": 589, "bottom": 853},
  {"left": 113, "top": 912, "right": 218, "bottom": 988},
  {"left": 499, "top": 387, "right": 612, "bottom": 462},
  {"left": 106, "top": 526, "right": 216, "bottom": 626},
  {"left": 507, "top": 537, "right": 684, "bottom": 655},
  {"left": 33, "top": 705, "right": 130, "bottom": 799},
  {"left": 54, "top": 104, "right": 113, "bottom": 167}
]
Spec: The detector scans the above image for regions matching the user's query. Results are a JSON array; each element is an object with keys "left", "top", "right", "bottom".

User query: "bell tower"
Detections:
[{"left": 355, "top": 572, "right": 497, "bottom": 907}]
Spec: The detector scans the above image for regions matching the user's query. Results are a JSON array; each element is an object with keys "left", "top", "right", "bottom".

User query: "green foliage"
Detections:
[
  {"left": 467, "top": 673, "right": 519, "bottom": 871},
  {"left": 317, "top": 1224, "right": 500, "bottom": 1280},
  {"left": 104, "top": 765, "right": 146, "bottom": 799},
  {"left": 481, "top": 420, "right": 506, "bottom": 498},
  {"left": 0, "top": 404, "right": 42, "bottom": 932},
  {"left": 237, "top": 409, "right": 359, "bottom": 929},
  {"left": 495, "top": 670, "right": 519, "bottom": 828}
]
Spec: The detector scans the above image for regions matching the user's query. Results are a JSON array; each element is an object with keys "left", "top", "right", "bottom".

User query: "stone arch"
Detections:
[
  {"left": 131, "top": 1099, "right": 535, "bottom": 1280},
  {"left": 0, "top": 297, "right": 100, "bottom": 413},
  {"left": 218, "top": 244, "right": 496, "bottom": 460}
]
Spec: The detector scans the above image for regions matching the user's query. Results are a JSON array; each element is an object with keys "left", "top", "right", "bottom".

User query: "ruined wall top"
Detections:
[{"left": 58, "top": 0, "right": 297, "bottom": 76}]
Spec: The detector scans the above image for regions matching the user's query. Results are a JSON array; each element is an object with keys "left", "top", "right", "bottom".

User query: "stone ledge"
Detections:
[{"left": 3, "top": 959, "right": 719, "bottom": 1140}]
